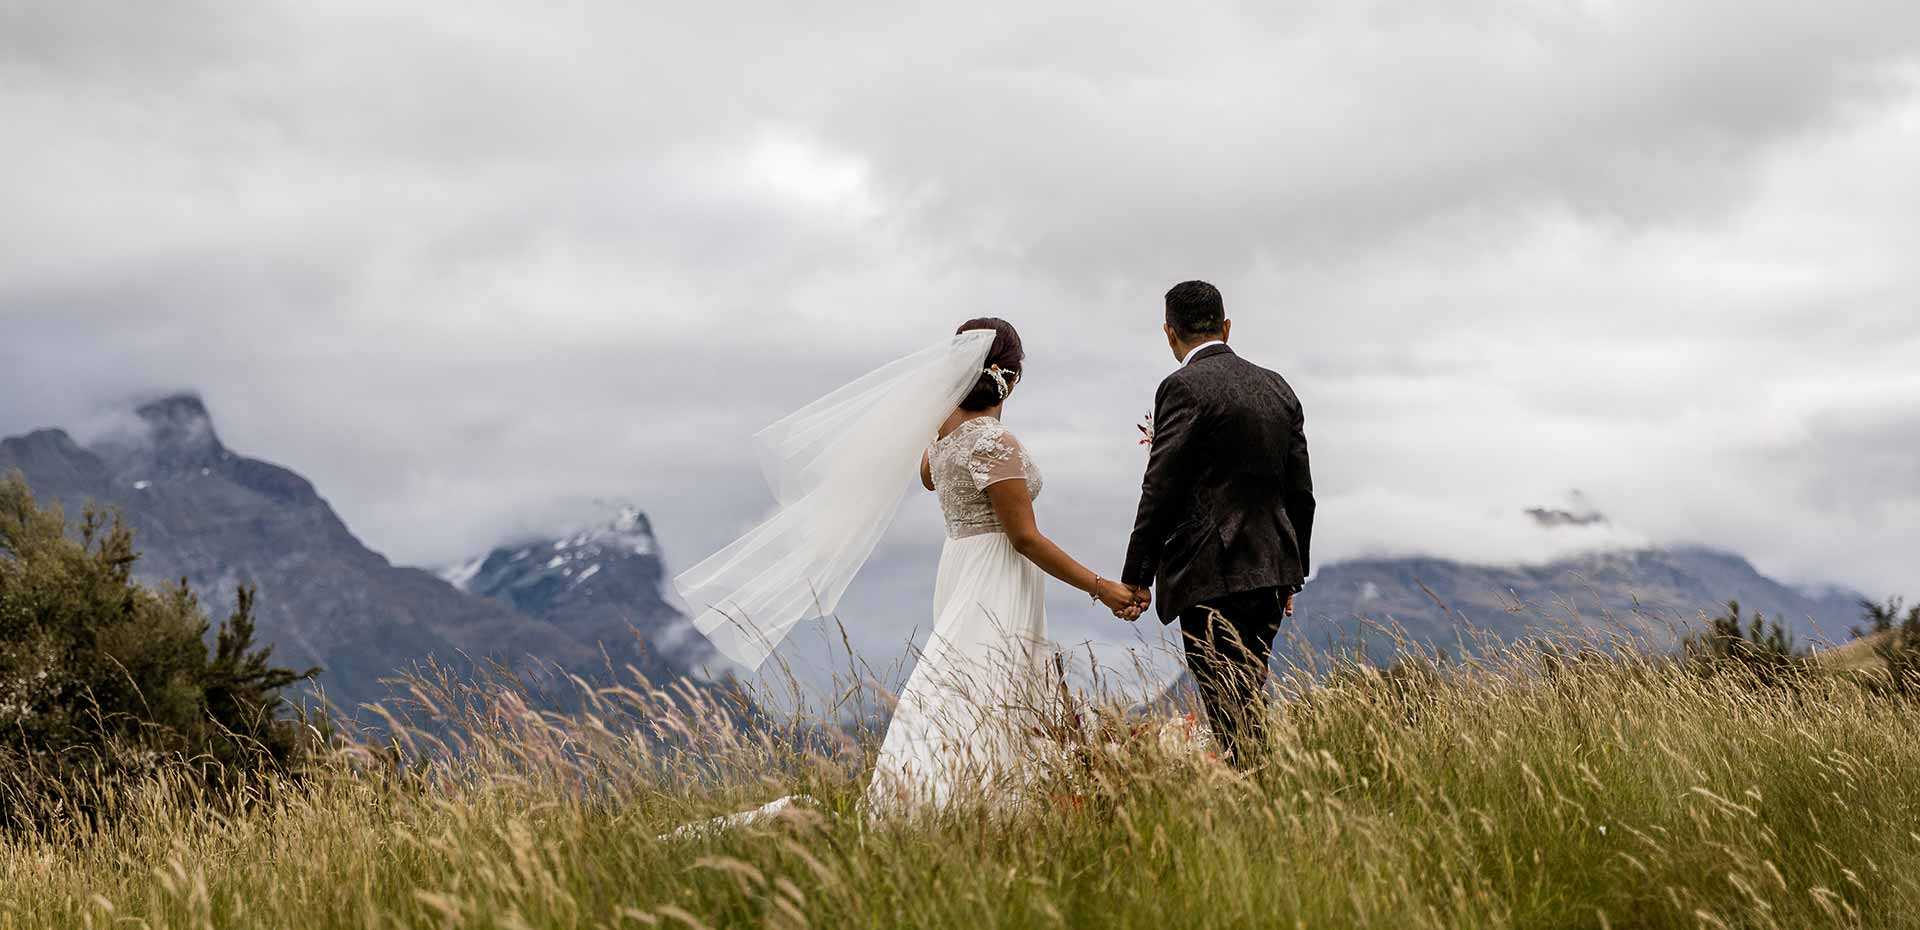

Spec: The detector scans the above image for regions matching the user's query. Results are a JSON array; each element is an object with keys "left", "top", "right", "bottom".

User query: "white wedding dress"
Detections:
[
  {"left": 862, "top": 416, "right": 1050, "bottom": 814},
  {"left": 669, "top": 331, "right": 1055, "bottom": 834}
]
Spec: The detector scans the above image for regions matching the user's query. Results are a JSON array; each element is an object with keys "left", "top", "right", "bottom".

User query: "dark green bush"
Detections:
[
  {"left": 0, "top": 474, "right": 316, "bottom": 830},
  {"left": 1855, "top": 596, "right": 1920, "bottom": 695},
  {"left": 1685, "top": 599, "right": 1804, "bottom": 686}
]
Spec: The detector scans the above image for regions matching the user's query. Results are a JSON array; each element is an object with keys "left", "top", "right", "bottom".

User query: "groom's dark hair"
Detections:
[
  {"left": 1165, "top": 280, "right": 1226, "bottom": 341},
  {"left": 956, "top": 318, "right": 1024, "bottom": 411}
]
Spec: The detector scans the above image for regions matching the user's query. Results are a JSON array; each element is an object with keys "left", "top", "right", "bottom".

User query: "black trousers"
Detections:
[{"left": 1178, "top": 586, "right": 1287, "bottom": 766}]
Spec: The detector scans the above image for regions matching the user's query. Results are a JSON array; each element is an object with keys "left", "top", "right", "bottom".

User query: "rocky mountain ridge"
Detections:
[{"left": 0, "top": 394, "right": 716, "bottom": 712}]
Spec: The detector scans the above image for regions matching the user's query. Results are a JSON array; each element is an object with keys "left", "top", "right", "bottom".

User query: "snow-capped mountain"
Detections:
[
  {"left": 443, "top": 506, "right": 720, "bottom": 683},
  {"left": 443, "top": 506, "right": 659, "bottom": 594}
]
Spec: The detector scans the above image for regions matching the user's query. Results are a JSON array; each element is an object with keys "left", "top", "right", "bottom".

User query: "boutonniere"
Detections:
[{"left": 1136, "top": 412, "right": 1155, "bottom": 447}]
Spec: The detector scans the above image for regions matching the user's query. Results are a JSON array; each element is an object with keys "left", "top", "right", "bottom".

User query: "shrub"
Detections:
[
  {"left": 1685, "top": 599, "right": 1804, "bottom": 686},
  {"left": 0, "top": 474, "right": 317, "bottom": 830},
  {"left": 1855, "top": 596, "right": 1920, "bottom": 694}
]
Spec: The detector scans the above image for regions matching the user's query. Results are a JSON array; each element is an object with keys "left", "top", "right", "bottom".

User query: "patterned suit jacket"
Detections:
[{"left": 1122, "top": 344, "right": 1315, "bottom": 623}]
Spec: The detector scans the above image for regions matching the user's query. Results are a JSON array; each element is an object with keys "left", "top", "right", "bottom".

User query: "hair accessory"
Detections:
[{"left": 983, "top": 365, "right": 1013, "bottom": 401}]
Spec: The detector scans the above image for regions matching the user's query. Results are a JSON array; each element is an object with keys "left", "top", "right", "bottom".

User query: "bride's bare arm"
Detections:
[
  {"left": 920, "top": 451, "right": 935, "bottom": 491},
  {"left": 986, "top": 480, "right": 1146, "bottom": 616}
]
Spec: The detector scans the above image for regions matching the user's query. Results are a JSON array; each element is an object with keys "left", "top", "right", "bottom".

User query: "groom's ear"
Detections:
[{"left": 1221, "top": 319, "right": 1231, "bottom": 342}]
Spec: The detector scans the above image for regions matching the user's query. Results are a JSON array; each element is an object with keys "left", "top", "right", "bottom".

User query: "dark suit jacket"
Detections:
[{"left": 1122, "top": 344, "right": 1315, "bottom": 623}]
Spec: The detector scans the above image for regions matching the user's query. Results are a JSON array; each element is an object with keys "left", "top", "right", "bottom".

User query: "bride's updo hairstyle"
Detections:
[{"left": 956, "top": 318, "right": 1024, "bottom": 411}]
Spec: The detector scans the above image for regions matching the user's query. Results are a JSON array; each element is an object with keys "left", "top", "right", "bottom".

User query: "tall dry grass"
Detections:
[{"left": 4, "top": 633, "right": 1919, "bottom": 930}]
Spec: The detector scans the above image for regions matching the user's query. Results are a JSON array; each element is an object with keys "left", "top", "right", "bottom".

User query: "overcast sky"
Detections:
[{"left": 4, "top": 1, "right": 1919, "bottom": 677}]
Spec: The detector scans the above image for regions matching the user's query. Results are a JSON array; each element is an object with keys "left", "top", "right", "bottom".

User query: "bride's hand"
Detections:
[{"left": 1096, "top": 580, "right": 1143, "bottom": 619}]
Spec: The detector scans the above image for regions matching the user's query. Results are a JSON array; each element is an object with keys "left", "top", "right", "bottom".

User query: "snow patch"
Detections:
[
  {"left": 446, "top": 504, "right": 663, "bottom": 595},
  {"left": 439, "top": 556, "right": 486, "bottom": 592},
  {"left": 554, "top": 505, "right": 660, "bottom": 559}
]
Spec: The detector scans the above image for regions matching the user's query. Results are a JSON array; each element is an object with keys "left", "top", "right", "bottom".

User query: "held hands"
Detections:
[{"left": 1094, "top": 579, "right": 1151, "bottom": 621}]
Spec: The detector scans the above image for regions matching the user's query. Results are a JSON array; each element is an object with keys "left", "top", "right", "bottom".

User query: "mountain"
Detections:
[
  {"left": 1286, "top": 545, "right": 1866, "bottom": 663},
  {"left": 0, "top": 394, "right": 712, "bottom": 712},
  {"left": 441, "top": 506, "right": 721, "bottom": 684},
  {"left": 9, "top": 397, "right": 1871, "bottom": 719},
  {"left": 1144, "top": 537, "right": 1867, "bottom": 713},
  {"left": 1135, "top": 504, "right": 1870, "bottom": 685}
]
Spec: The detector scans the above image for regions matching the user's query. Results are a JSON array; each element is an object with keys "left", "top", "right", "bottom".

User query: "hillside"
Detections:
[{"left": 8, "top": 638, "right": 1920, "bottom": 929}]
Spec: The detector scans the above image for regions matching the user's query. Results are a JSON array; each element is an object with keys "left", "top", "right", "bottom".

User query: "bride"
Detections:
[{"left": 675, "top": 319, "right": 1147, "bottom": 816}]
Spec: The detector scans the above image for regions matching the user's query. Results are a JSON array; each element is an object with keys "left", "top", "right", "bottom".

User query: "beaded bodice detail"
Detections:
[{"left": 928, "top": 417, "right": 1042, "bottom": 539}]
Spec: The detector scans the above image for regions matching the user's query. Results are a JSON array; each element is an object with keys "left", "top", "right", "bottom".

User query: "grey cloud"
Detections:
[{"left": 815, "top": 2, "right": 1920, "bottom": 272}]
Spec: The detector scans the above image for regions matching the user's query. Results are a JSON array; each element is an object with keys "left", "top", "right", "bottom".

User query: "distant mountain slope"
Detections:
[
  {"left": 1146, "top": 542, "right": 1867, "bottom": 714},
  {"left": 1288, "top": 546, "right": 1864, "bottom": 661},
  {"left": 0, "top": 394, "right": 709, "bottom": 711}
]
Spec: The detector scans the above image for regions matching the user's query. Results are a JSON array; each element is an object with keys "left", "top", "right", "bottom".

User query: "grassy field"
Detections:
[{"left": 5, "top": 640, "right": 1920, "bottom": 930}]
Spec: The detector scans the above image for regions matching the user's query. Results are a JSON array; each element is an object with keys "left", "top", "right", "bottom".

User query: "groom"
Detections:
[{"left": 1119, "top": 280, "right": 1316, "bottom": 766}]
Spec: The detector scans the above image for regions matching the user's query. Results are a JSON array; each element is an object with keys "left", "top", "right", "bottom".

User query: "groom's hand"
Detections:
[
  {"left": 1118, "top": 584, "right": 1151, "bottom": 621},
  {"left": 1096, "top": 579, "right": 1140, "bottom": 618}
]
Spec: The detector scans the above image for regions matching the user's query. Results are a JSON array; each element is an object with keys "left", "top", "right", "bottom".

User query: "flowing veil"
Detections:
[{"left": 675, "top": 329, "right": 997, "bottom": 670}]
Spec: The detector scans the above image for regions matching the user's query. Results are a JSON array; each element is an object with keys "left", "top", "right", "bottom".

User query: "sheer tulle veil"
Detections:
[{"left": 674, "top": 329, "right": 997, "bottom": 670}]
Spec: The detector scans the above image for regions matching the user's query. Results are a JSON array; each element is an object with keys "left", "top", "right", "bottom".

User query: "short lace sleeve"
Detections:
[{"left": 969, "top": 426, "right": 1029, "bottom": 491}]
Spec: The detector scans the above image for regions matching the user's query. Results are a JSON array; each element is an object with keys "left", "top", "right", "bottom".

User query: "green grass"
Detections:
[{"left": 5, "top": 643, "right": 1920, "bottom": 930}]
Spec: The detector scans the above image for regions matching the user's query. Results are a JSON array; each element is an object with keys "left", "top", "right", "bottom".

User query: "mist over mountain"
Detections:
[{"left": 0, "top": 394, "right": 719, "bottom": 712}]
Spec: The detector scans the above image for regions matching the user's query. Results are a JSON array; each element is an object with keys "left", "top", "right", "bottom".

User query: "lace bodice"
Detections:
[{"left": 928, "top": 417, "right": 1042, "bottom": 539}]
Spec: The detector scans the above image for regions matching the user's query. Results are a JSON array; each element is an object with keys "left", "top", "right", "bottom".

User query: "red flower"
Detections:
[{"left": 1137, "top": 413, "right": 1155, "bottom": 447}]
